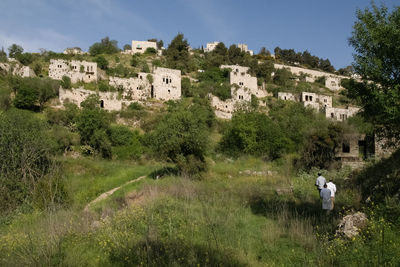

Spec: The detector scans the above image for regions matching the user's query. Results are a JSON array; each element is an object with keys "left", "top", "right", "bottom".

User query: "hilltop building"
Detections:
[
  {"left": 49, "top": 59, "right": 97, "bottom": 83},
  {"left": 204, "top": 42, "right": 220, "bottom": 53},
  {"left": 122, "top": 40, "right": 158, "bottom": 55},
  {"left": 63, "top": 47, "right": 84, "bottom": 55},
  {"left": 238, "top": 43, "right": 254, "bottom": 56}
]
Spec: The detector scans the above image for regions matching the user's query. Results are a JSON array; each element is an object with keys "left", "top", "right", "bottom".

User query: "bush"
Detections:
[
  {"left": 95, "top": 55, "right": 109, "bottom": 70},
  {"left": 219, "top": 111, "right": 292, "bottom": 159},
  {"left": 0, "top": 109, "right": 58, "bottom": 213},
  {"left": 145, "top": 47, "right": 157, "bottom": 54},
  {"left": 108, "top": 125, "right": 134, "bottom": 146},
  {"left": 144, "top": 107, "right": 208, "bottom": 177},
  {"left": 61, "top": 75, "right": 71, "bottom": 89}
]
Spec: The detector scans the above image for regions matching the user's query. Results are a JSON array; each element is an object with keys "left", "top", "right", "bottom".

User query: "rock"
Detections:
[
  {"left": 337, "top": 212, "right": 368, "bottom": 238},
  {"left": 275, "top": 187, "right": 293, "bottom": 195}
]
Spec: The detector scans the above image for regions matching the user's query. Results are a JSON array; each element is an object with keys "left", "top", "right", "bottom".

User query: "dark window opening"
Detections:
[
  {"left": 151, "top": 85, "right": 154, "bottom": 98},
  {"left": 342, "top": 142, "right": 350, "bottom": 153},
  {"left": 100, "top": 100, "right": 104, "bottom": 108}
]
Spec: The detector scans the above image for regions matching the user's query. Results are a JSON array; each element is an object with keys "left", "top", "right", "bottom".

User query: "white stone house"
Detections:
[
  {"left": 63, "top": 47, "right": 84, "bottom": 55},
  {"left": 277, "top": 92, "right": 297, "bottom": 101},
  {"left": 49, "top": 59, "right": 97, "bottom": 83},
  {"left": 129, "top": 40, "right": 158, "bottom": 54}
]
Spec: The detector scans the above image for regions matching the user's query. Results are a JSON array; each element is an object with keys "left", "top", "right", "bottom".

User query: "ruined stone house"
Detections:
[
  {"left": 125, "top": 40, "right": 158, "bottom": 54},
  {"left": 210, "top": 65, "right": 268, "bottom": 119},
  {"left": 237, "top": 43, "right": 254, "bottom": 56},
  {"left": 108, "top": 66, "right": 181, "bottom": 101},
  {"left": 0, "top": 62, "right": 35, "bottom": 77},
  {"left": 325, "top": 106, "right": 360, "bottom": 121},
  {"left": 49, "top": 59, "right": 97, "bottom": 83}
]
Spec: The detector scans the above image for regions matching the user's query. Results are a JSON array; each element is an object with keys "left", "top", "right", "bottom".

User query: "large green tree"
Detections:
[
  {"left": 164, "top": 33, "right": 192, "bottom": 73},
  {"left": 346, "top": 4, "right": 400, "bottom": 143},
  {"left": 89, "top": 36, "right": 120, "bottom": 56}
]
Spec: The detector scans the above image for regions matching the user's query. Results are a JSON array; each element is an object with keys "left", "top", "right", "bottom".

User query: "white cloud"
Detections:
[{"left": 0, "top": 29, "right": 80, "bottom": 53}]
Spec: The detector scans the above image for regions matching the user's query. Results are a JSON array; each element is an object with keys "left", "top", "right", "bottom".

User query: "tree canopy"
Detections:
[
  {"left": 89, "top": 36, "right": 120, "bottom": 56},
  {"left": 345, "top": 4, "right": 400, "bottom": 143}
]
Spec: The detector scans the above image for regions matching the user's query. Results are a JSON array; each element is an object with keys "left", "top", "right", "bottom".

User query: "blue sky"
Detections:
[{"left": 0, "top": 0, "right": 398, "bottom": 69}]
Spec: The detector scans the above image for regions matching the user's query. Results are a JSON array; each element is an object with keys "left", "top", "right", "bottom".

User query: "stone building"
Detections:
[
  {"left": 128, "top": 40, "right": 158, "bottom": 54},
  {"left": 109, "top": 66, "right": 181, "bottom": 101},
  {"left": 204, "top": 42, "right": 220, "bottom": 53},
  {"left": 237, "top": 43, "right": 254, "bottom": 56},
  {"left": 63, "top": 47, "right": 84, "bottom": 55},
  {"left": 274, "top": 63, "right": 349, "bottom": 91},
  {"left": 301, "top": 92, "right": 332, "bottom": 110},
  {"left": 210, "top": 65, "right": 268, "bottom": 119},
  {"left": 59, "top": 87, "right": 139, "bottom": 111},
  {"left": 277, "top": 92, "right": 297, "bottom": 101},
  {"left": 325, "top": 106, "right": 360, "bottom": 121},
  {"left": 49, "top": 59, "right": 97, "bottom": 83}
]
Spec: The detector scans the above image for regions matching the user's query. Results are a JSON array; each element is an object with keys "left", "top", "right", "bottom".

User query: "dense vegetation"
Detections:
[{"left": 0, "top": 3, "right": 399, "bottom": 266}]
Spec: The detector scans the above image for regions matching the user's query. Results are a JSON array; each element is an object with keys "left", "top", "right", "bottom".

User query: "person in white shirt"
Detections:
[
  {"left": 326, "top": 179, "right": 337, "bottom": 210},
  {"left": 315, "top": 172, "right": 326, "bottom": 193}
]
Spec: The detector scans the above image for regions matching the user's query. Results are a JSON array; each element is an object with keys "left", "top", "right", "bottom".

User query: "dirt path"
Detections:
[{"left": 84, "top": 175, "right": 147, "bottom": 212}]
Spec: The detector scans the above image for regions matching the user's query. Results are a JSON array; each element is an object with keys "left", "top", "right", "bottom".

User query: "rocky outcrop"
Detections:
[{"left": 337, "top": 212, "right": 368, "bottom": 238}]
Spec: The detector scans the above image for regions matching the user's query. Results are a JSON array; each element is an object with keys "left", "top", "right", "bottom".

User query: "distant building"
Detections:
[
  {"left": 204, "top": 42, "right": 220, "bottom": 53},
  {"left": 237, "top": 43, "right": 254, "bottom": 56},
  {"left": 325, "top": 106, "right": 360, "bottom": 121},
  {"left": 63, "top": 47, "right": 84, "bottom": 55},
  {"left": 127, "top": 40, "right": 158, "bottom": 54}
]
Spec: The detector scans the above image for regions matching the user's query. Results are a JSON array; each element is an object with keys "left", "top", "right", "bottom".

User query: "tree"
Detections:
[
  {"left": 346, "top": 4, "right": 400, "bottom": 143},
  {"left": 8, "top": 44, "right": 23, "bottom": 58},
  {"left": 164, "top": 33, "right": 191, "bottom": 73},
  {"left": 0, "top": 109, "right": 57, "bottom": 213},
  {"left": 0, "top": 47, "right": 7, "bottom": 62},
  {"left": 89, "top": 36, "right": 120, "bottom": 56},
  {"left": 123, "top": 44, "right": 132, "bottom": 51},
  {"left": 144, "top": 105, "right": 208, "bottom": 177},
  {"left": 95, "top": 55, "right": 109, "bottom": 70}
]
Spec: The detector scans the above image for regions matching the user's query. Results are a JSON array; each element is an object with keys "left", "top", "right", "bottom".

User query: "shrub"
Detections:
[
  {"left": 0, "top": 109, "right": 57, "bottom": 213},
  {"left": 61, "top": 75, "right": 71, "bottom": 89},
  {"left": 219, "top": 111, "right": 292, "bottom": 159},
  {"left": 95, "top": 55, "right": 109, "bottom": 70},
  {"left": 108, "top": 125, "right": 134, "bottom": 146}
]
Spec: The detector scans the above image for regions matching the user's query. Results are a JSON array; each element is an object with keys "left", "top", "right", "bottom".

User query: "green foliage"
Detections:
[
  {"left": 164, "top": 33, "right": 193, "bottom": 74},
  {"left": 61, "top": 75, "right": 71, "bottom": 89},
  {"left": 108, "top": 125, "right": 134, "bottom": 146},
  {"left": 76, "top": 95, "right": 112, "bottom": 158},
  {"left": 145, "top": 47, "right": 157, "bottom": 54},
  {"left": 0, "top": 109, "right": 57, "bottom": 213},
  {"left": 0, "top": 48, "right": 7, "bottom": 62},
  {"left": 94, "top": 55, "right": 109, "bottom": 70},
  {"left": 181, "top": 77, "right": 191, "bottom": 97},
  {"left": 13, "top": 77, "right": 59, "bottom": 110},
  {"left": 106, "top": 64, "right": 136, "bottom": 78},
  {"left": 196, "top": 67, "right": 231, "bottom": 100},
  {"left": 7, "top": 43, "right": 23, "bottom": 58},
  {"left": 298, "top": 123, "right": 343, "bottom": 170},
  {"left": 89, "top": 36, "right": 120, "bottom": 56},
  {"left": 346, "top": 4, "right": 400, "bottom": 142},
  {"left": 273, "top": 68, "right": 294, "bottom": 87},
  {"left": 219, "top": 111, "right": 292, "bottom": 159},
  {"left": 123, "top": 44, "right": 131, "bottom": 51},
  {"left": 130, "top": 54, "right": 140, "bottom": 67},
  {"left": 16, "top": 53, "right": 34, "bottom": 66},
  {"left": 144, "top": 103, "right": 208, "bottom": 177}
]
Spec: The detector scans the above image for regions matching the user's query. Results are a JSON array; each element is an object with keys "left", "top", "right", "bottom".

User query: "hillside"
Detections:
[{"left": 0, "top": 28, "right": 400, "bottom": 266}]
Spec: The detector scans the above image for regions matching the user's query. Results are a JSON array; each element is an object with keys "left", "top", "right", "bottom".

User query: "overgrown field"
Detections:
[{"left": 1, "top": 156, "right": 399, "bottom": 266}]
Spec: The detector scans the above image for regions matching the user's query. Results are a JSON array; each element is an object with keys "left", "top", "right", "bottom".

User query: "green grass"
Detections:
[
  {"left": 1, "top": 156, "right": 400, "bottom": 266},
  {"left": 62, "top": 157, "right": 160, "bottom": 209}
]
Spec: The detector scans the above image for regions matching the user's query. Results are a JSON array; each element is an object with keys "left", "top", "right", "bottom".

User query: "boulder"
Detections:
[{"left": 337, "top": 212, "right": 368, "bottom": 238}]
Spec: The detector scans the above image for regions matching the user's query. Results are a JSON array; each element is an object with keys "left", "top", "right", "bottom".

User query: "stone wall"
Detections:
[
  {"left": 49, "top": 59, "right": 97, "bottom": 83},
  {"left": 59, "top": 87, "right": 139, "bottom": 111},
  {"left": 274, "top": 63, "right": 348, "bottom": 91},
  {"left": 278, "top": 92, "right": 297, "bottom": 101},
  {"left": 0, "top": 62, "right": 35, "bottom": 77},
  {"left": 325, "top": 106, "right": 360, "bottom": 121}
]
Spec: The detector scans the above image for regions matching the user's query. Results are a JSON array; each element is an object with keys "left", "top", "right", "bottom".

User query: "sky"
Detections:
[{"left": 0, "top": 0, "right": 398, "bottom": 69}]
